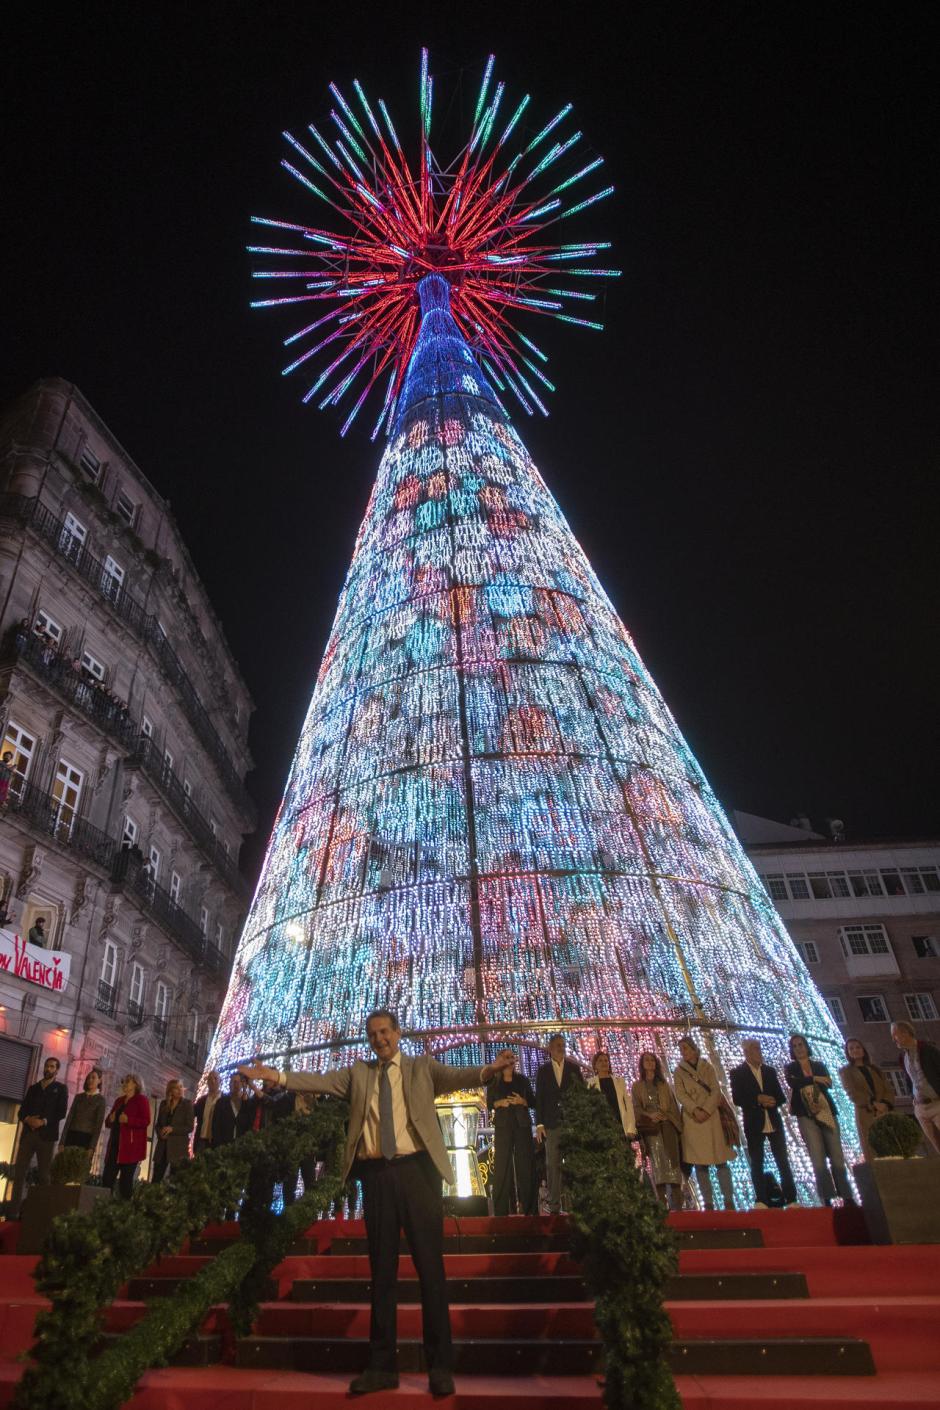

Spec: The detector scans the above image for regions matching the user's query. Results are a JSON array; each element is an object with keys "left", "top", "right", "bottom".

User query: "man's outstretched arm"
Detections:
[
  {"left": 238, "top": 1057, "right": 352, "bottom": 1101},
  {"left": 429, "top": 1049, "right": 517, "bottom": 1097}
]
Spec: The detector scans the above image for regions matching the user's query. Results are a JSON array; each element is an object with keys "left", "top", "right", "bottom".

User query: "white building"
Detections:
[
  {"left": 0, "top": 379, "right": 255, "bottom": 1175},
  {"left": 737, "top": 811, "right": 940, "bottom": 1103}
]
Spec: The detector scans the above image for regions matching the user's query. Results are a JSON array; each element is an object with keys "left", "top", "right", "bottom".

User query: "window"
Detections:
[
  {"left": 199, "top": 906, "right": 209, "bottom": 936},
  {"left": 128, "top": 962, "right": 145, "bottom": 1023},
  {"left": 169, "top": 871, "right": 181, "bottom": 904},
  {"left": 59, "top": 511, "right": 87, "bottom": 562},
  {"left": 154, "top": 981, "right": 169, "bottom": 1044},
  {"left": 886, "top": 1068, "right": 912, "bottom": 1099},
  {"left": 222, "top": 839, "right": 230, "bottom": 858},
  {"left": 81, "top": 650, "right": 105, "bottom": 682},
  {"left": 858, "top": 994, "right": 890, "bottom": 1023},
  {"left": 849, "top": 872, "right": 884, "bottom": 898},
  {"left": 141, "top": 715, "right": 153, "bottom": 739},
  {"left": 763, "top": 873, "right": 788, "bottom": 902},
  {"left": 34, "top": 610, "right": 63, "bottom": 646},
  {"left": 912, "top": 936, "right": 939, "bottom": 959},
  {"left": 100, "top": 940, "right": 118, "bottom": 987},
  {"left": 97, "top": 940, "right": 118, "bottom": 1016},
  {"left": 1, "top": 720, "right": 36, "bottom": 798},
  {"left": 840, "top": 924, "right": 891, "bottom": 959},
  {"left": 796, "top": 941, "right": 820, "bottom": 964},
  {"left": 786, "top": 873, "right": 810, "bottom": 900},
  {"left": 901, "top": 867, "right": 940, "bottom": 895},
  {"left": 215, "top": 921, "right": 225, "bottom": 954},
  {"left": 115, "top": 490, "right": 137, "bottom": 527},
  {"left": 880, "top": 870, "right": 905, "bottom": 897},
  {"left": 101, "top": 555, "right": 125, "bottom": 603},
  {"left": 807, "top": 873, "right": 831, "bottom": 900},
  {"left": 905, "top": 993, "right": 939, "bottom": 1022},
  {"left": 121, "top": 815, "right": 139, "bottom": 849},
  {"left": 52, "top": 758, "right": 84, "bottom": 837},
  {"left": 163, "top": 748, "right": 174, "bottom": 773},
  {"left": 183, "top": 778, "right": 192, "bottom": 799},
  {"left": 209, "top": 817, "right": 218, "bottom": 839},
  {"left": 79, "top": 446, "right": 101, "bottom": 482},
  {"left": 148, "top": 845, "right": 161, "bottom": 881},
  {"left": 827, "top": 872, "right": 851, "bottom": 898},
  {"left": 826, "top": 996, "right": 846, "bottom": 1025}
]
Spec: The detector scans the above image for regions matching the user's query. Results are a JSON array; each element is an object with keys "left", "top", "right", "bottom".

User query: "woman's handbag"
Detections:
[{"left": 718, "top": 1093, "right": 742, "bottom": 1148}]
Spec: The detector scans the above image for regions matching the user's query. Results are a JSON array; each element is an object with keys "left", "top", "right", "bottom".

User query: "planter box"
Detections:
[
  {"left": 17, "top": 1184, "right": 111, "bottom": 1254},
  {"left": 853, "top": 1159, "right": 940, "bottom": 1244}
]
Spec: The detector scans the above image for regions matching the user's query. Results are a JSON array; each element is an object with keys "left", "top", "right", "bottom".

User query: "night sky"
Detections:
[{"left": 4, "top": 4, "right": 938, "bottom": 876}]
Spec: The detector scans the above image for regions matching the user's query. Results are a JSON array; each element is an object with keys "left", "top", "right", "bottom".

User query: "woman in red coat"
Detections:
[{"left": 104, "top": 1074, "right": 151, "bottom": 1199}]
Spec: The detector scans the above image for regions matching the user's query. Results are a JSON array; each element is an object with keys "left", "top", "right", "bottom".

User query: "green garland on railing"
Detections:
[
  {"left": 14, "top": 1100, "right": 348, "bottom": 1410},
  {"left": 561, "top": 1082, "right": 681, "bottom": 1410}
]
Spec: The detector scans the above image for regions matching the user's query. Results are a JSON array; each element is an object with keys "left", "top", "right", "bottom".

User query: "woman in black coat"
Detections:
[
  {"left": 785, "top": 1034, "right": 855, "bottom": 1206},
  {"left": 486, "top": 1057, "right": 537, "bottom": 1216}
]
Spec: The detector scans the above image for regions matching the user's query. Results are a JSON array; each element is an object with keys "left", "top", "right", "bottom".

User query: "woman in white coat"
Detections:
[
  {"left": 587, "top": 1051, "right": 638, "bottom": 1139},
  {"left": 673, "top": 1036, "right": 737, "bottom": 1210}
]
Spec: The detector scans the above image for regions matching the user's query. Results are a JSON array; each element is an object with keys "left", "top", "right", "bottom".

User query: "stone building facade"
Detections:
[
  {"left": 736, "top": 811, "right": 940, "bottom": 1105},
  {"left": 0, "top": 378, "right": 254, "bottom": 1176}
]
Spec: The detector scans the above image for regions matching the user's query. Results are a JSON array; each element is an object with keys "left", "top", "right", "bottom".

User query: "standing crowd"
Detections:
[
  {"left": 6, "top": 1063, "right": 321, "bottom": 1218},
  {"left": 6, "top": 1020, "right": 939, "bottom": 1225},
  {"left": 485, "top": 1021, "right": 940, "bottom": 1218}
]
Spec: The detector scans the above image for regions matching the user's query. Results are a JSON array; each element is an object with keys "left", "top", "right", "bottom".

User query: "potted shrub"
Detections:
[
  {"left": 852, "top": 1113, "right": 940, "bottom": 1244},
  {"left": 17, "top": 1147, "right": 110, "bottom": 1254}
]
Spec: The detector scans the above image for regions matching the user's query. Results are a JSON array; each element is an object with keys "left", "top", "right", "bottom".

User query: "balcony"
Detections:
[
  {"left": 0, "top": 492, "right": 255, "bottom": 822},
  {"left": 4, "top": 776, "right": 118, "bottom": 872},
  {"left": 125, "top": 736, "right": 248, "bottom": 896},
  {"left": 110, "top": 848, "right": 225, "bottom": 974},
  {"left": 96, "top": 980, "right": 117, "bottom": 1017},
  {"left": 128, "top": 1000, "right": 145, "bottom": 1027},
  {"left": 3, "top": 627, "right": 138, "bottom": 752},
  {"left": 4, "top": 629, "right": 247, "bottom": 899}
]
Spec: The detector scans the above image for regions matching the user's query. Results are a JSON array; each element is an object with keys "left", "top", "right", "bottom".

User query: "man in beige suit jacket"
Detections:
[{"left": 240, "top": 1009, "right": 514, "bottom": 1398}]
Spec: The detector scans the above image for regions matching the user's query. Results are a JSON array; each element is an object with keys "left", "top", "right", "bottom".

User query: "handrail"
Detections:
[
  {"left": 4, "top": 776, "right": 118, "bottom": 872},
  {"left": 14, "top": 1105, "right": 348, "bottom": 1410},
  {"left": 0, "top": 492, "right": 255, "bottom": 822},
  {"left": 111, "top": 849, "right": 225, "bottom": 973},
  {"left": 225, "top": 1014, "right": 846, "bottom": 1071}
]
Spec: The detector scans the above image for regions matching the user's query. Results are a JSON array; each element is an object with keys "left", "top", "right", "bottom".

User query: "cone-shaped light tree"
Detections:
[{"left": 208, "top": 55, "right": 854, "bottom": 1181}]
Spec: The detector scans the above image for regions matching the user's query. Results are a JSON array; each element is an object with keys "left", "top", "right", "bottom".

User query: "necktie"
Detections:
[{"left": 379, "top": 1062, "right": 397, "bottom": 1158}]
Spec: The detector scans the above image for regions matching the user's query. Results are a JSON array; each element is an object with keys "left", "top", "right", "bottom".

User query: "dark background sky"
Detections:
[{"left": 3, "top": 3, "right": 938, "bottom": 876}]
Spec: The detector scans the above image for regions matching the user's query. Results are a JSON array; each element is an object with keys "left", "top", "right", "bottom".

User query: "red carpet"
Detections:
[{"left": 0, "top": 1209, "right": 937, "bottom": 1407}]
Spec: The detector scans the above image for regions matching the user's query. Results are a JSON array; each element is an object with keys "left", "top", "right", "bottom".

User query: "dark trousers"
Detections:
[
  {"left": 491, "top": 1118, "right": 536, "bottom": 1215},
  {"left": 746, "top": 1125, "right": 797, "bottom": 1205},
  {"left": 10, "top": 1130, "right": 55, "bottom": 1214},
  {"left": 357, "top": 1152, "right": 452, "bottom": 1373},
  {"left": 116, "top": 1162, "right": 139, "bottom": 1199}
]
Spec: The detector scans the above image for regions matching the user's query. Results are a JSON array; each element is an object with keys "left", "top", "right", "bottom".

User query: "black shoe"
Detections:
[
  {"left": 428, "top": 1368, "right": 455, "bottom": 1397},
  {"left": 349, "top": 1369, "right": 399, "bottom": 1396}
]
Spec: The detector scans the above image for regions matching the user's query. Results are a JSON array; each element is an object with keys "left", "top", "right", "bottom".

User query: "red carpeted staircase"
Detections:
[{"left": 0, "top": 1208, "right": 937, "bottom": 1407}]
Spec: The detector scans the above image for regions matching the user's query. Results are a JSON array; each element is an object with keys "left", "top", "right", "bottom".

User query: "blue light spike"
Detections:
[
  {"left": 329, "top": 81, "right": 367, "bottom": 142},
  {"left": 473, "top": 54, "right": 496, "bottom": 129},
  {"left": 353, "top": 80, "right": 383, "bottom": 139}
]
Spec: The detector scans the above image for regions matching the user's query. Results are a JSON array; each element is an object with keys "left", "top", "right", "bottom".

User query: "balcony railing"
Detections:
[
  {"left": 128, "top": 1000, "right": 145, "bottom": 1027},
  {"left": 5, "top": 777, "right": 118, "bottom": 872},
  {"left": 4, "top": 629, "right": 246, "bottom": 898},
  {"left": 96, "top": 980, "right": 117, "bottom": 1017},
  {"left": 3, "top": 626, "right": 138, "bottom": 751},
  {"left": 0, "top": 492, "right": 254, "bottom": 821},
  {"left": 111, "top": 848, "right": 225, "bottom": 974},
  {"left": 125, "top": 736, "right": 247, "bottom": 895}
]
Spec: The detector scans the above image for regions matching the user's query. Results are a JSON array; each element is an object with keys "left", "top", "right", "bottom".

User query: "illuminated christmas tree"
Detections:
[{"left": 208, "top": 54, "right": 855, "bottom": 1174}]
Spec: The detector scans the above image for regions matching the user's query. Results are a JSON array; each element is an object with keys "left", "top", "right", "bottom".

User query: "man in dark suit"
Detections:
[
  {"left": 240, "top": 1009, "right": 514, "bottom": 1398},
  {"left": 730, "top": 1038, "right": 798, "bottom": 1208},
  {"left": 211, "top": 1073, "right": 255, "bottom": 1146},
  {"left": 534, "top": 1033, "right": 584, "bottom": 1214},
  {"left": 9, "top": 1055, "right": 68, "bottom": 1215}
]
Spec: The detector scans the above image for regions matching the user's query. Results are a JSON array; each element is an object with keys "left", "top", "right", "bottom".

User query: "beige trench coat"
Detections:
[{"left": 673, "top": 1058, "right": 735, "bottom": 1166}]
